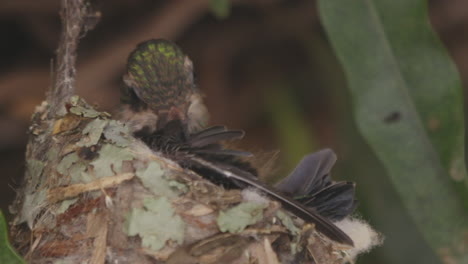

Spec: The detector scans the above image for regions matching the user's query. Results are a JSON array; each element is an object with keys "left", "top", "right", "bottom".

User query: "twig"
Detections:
[
  {"left": 48, "top": 0, "right": 89, "bottom": 116},
  {"left": 47, "top": 173, "right": 134, "bottom": 203}
]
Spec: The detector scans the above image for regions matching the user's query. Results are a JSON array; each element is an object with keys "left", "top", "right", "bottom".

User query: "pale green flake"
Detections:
[
  {"left": 76, "top": 119, "right": 108, "bottom": 147},
  {"left": 276, "top": 210, "right": 300, "bottom": 235},
  {"left": 217, "top": 202, "right": 267, "bottom": 233},
  {"left": 103, "top": 120, "right": 132, "bottom": 147},
  {"left": 69, "top": 161, "right": 89, "bottom": 184},
  {"left": 125, "top": 197, "right": 185, "bottom": 251},
  {"left": 69, "top": 105, "right": 100, "bottom": 118},
  {"left": 53, "top": 258, "right": 76, "bottom": 264},
  {"left": 69, "top": 95, "right": 80, "bottom": 106},
  {"left": 46, "top": 148, "right": 59, "bottom": 162},
  {"left": 57, "top": 152, "right": 79, "bottom": 175},
  {"left": 57, "top": 198, "right": 79, "bottom": 214},
  {"left": 90, "top": 144, "right": 134, "bottom": 177},
  {"left": 135, "top": 161, "right": 186, "bottom": 197},
  {"left": 19, "top": 190, "right": 47, "bottom": 228},
  {"left": 25, "top": 159, "right": 45, "bottom": 188},
  {"left": 168, "top": 180, "right": 188, "bottom": 193}
]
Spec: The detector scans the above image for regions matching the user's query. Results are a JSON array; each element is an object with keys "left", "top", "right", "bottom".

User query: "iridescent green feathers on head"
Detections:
[
  {"left": 123, "top": 39, "right": 195, "bottom": 115},
  {"left": 122, "top": 39, "right": 208, "bottom": 133}
]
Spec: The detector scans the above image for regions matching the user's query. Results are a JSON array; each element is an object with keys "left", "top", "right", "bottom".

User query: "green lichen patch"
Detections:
[
  {"left": 277, "top": 211, "right": 303, "bottom": 255},
  {"left": 25, "top": 159, "right": 45, "bottom": 189},
  {"left": 276, "top": 210, "right": 300, "bottom": 236},
  {"left": 76, "top": 119, "right": 108, "bottom": 147},
  {"left": 168, "top": 180, "right": 188, "bottom": 194},
  {"left": 68, "top": 161, "right": 89, "bottom": 184},
  {"left": 135, "top": 161, "right": 186, "bottom": 198},
  {"left": 46, "top": 148, "right": 59, "bottom": 162},
  {"left": 57, "top": 198, "right": 79, "bottom": 214},
  {"left": 103, "top": 120, "right": 132, "bottom": 147},
  {"left": 125, "top": 197, "right": 185, "bottom": 251},
  {"left": 68, "top": 96, "right": 110, "bottom": 118},
  {"left": 217, "top": 202, "right": 268, "bottom": 233},
  {"left": 90, "top": 144, "right": 135, "bottom": 177},
  {"left": 57, "top": 152, "right": 80, "bottom": 175},
  {"left": 56, "top": 151, "right": 90, "bottom": 184},
  {"left": 19, "top": 190, "right": 47, "bottom": 228},
  {"left": 69, "top": 95, "right": 80, "bottom": 106},
  {"left": 69, "top": 105, "right": 101, "bottom": 118}
]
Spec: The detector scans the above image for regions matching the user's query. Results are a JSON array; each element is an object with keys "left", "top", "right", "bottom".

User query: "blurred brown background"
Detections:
[{"left": 0, "top": 0, "right": 465, "bottom": 263}]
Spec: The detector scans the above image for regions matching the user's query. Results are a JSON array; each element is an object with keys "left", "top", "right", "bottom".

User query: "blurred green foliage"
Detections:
[
  {"left": 209, "top": 0, "right": 231, "bottom": 19},
  {"left": 233, "top": 0, "right": 468, "bottom": 262},
  {"left": 317, "top": 0, "right": 468, "bottom": 262},
  {"left": 266, "top": 85, "right": 317, "bottom": 179},
  {"left": 0, "top": 212, "right": 24, "bottom": 264}
]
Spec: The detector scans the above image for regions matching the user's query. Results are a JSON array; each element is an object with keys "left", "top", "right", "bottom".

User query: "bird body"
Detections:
[{"left": 121, "top": 39, "right": 356, "bottom": 246}]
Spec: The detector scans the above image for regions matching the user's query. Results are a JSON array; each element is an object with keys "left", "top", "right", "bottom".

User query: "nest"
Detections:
[{"left": 8, "top": 97, "right": 364, "bottom": 263}]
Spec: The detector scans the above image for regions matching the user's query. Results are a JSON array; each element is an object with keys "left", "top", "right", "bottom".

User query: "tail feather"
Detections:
[{"left": 190, "top": 157, "right": 354, "bottom": 246}]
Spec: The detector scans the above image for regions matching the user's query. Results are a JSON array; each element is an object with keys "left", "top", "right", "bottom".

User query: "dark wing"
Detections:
[
  {"left": 189, "top": 127, "right": 245, "bottom": 148},
  {"left": 276, "top": 149, "right": 357, "bottom": 221},
  {"left": 296, "top": 181, "right": 357, "bottom": 221},
  {"left": 275, "top": 149, "right": 335, "bottom": 195}
]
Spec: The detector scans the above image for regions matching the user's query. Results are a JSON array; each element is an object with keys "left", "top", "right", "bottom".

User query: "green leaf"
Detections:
[
  {"left": 318, "top": 0, "right": 468, "bottom": 260},
  {"left": 0, "top": 212, "right": 25, "bottom": 264},
  {"left": 210, "top": 0, "right": 230, "bottom": 19}
]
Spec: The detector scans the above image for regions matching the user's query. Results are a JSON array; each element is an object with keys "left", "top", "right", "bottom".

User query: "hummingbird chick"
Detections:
[
  {"left": 120, "top": 39, "right": 356, "bottom": 246},
  {"left": 120, "top": 39, "right": 209, "bottom": 134}
]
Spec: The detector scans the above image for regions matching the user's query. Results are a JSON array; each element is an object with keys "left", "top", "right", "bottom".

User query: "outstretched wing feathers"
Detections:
[{"left": 275, "top": 149, "right": 335, "bottom": 195}]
